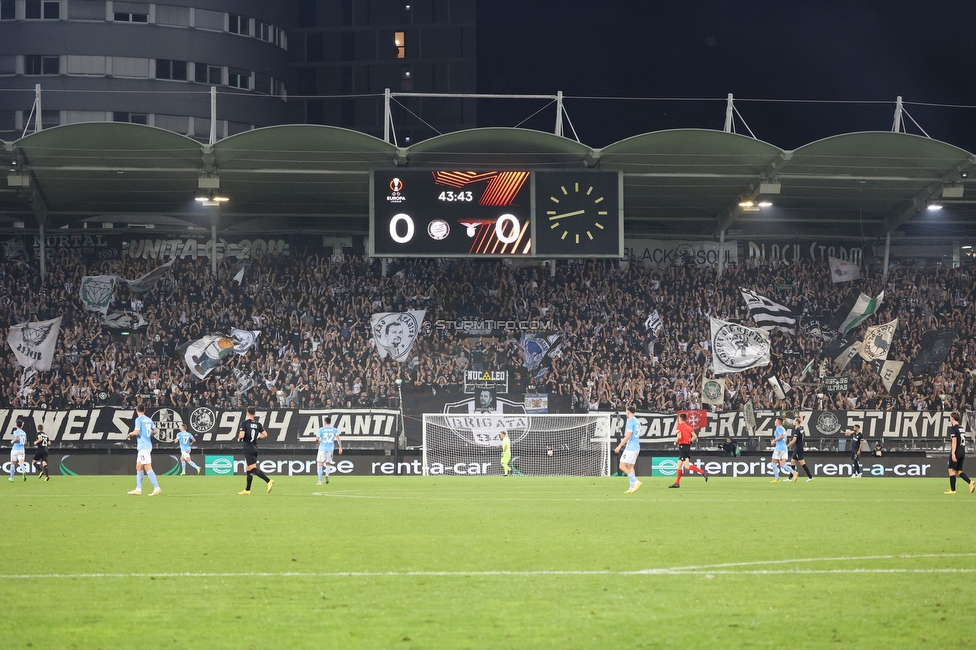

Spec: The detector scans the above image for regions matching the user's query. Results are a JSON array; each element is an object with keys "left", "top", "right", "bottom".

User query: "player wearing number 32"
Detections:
[
  {"left": 669, "top": 412, "right": 708, "bottom": 488},
  {"left": 315, "top": 416, "right": 342, "bottom": 486},
  {"left": 614, "top": 406, "right": 642, "bottom": 493}
]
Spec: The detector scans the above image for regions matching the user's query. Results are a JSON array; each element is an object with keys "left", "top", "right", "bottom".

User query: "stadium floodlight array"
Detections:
[{"left": 422, "top": 413, "right": 612, "bottom": 477}]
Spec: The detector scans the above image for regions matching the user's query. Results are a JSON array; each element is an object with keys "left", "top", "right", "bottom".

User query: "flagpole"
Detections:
[{"left": 395, "top": 377, "right": 404, "bottom": 476}]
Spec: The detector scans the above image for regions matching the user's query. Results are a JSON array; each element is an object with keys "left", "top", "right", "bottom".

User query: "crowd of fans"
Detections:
[{"left": 1, "top": 244, "right": 975, "bottom": 416}]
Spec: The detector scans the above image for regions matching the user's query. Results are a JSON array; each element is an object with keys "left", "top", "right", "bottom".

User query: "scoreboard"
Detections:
[{"left": 369, "top": 169, "right": 622, "bottom": 258}]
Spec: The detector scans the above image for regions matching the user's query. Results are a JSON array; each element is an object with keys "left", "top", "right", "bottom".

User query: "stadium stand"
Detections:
[{"left": 1, "top": 250, "right": 973, "bottom": 416}]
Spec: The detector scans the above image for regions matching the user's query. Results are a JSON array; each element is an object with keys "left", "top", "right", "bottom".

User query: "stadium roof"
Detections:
[{"left": 3, "top": 123, "right": 975, "bottom": 241}]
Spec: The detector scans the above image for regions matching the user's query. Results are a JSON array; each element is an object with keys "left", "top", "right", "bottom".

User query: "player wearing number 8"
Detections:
[
  {"left": 614, "top": 406, "right": 642, "bottom": 493},
  {"left": 945, "top": 411, "right": 973, "bottom": 495}
]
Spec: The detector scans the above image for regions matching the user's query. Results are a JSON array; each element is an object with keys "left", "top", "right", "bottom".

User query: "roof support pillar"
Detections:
[
  {"left": 555, "top": 91, "right": 564, "bottom": 137},
  {"left": 209, "top": 86, "right": 217, "bottom": 145},
  {"left": 34, "top": 84, "right": 42, "bottom": 133},
  {"left": 384, "top": 88, "right": 392, "bottom": 144},
  {"left": 882, "top": 231, "right": 891, "bottom": 281},
  {"left": 211, "top": 219, "right": 218, "bottom": 277},
  {"left": 723, "top": 93, "right": 734, "bottom": 133},
  {"left": 717, "top": 229, "right": 726, "bottom": 278},
  {"left": 37, "top": 221, "right": 46, "bottom": 281}
]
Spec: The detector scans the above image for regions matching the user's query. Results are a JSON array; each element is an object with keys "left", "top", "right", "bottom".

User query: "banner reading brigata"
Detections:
[
  {"left": 0, "top": 407, "right": 964, "bottom": 448},
  {"left": 0, "top": 408, "right": 399, "bottom": 448}
]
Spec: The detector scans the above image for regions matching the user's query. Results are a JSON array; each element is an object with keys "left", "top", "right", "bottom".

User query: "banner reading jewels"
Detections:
[
  {"left": 0, "top": 407, "right": 399, "bottom": 449},
  {"left": 0, "top": 407, "right": 963, "bottom": 449}
]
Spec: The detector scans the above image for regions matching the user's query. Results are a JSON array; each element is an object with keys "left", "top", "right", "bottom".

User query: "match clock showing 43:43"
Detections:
[{"left": 532, "top": 171, "right": 623, "bottom": 257}]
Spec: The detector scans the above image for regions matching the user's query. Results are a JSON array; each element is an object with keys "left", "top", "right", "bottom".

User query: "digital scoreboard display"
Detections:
[
  {"left": 370, "top": 170, "right": 533, "bottom": 257},
  {"left": 370, "top": 169, "right": 622, "bottom": 258}
]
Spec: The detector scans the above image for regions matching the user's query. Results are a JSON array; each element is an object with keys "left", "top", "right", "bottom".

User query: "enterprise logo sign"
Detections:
[
  {"left": 205, "top": 455, "right": 235, "bottom": 476},
  {"left": 651, "top": 457, "right": 680, "bottom": 477}
]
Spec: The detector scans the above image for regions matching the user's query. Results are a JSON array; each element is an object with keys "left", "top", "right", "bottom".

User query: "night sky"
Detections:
[{"left": 477, "top": 1, "right": 976, "bottom": 151}]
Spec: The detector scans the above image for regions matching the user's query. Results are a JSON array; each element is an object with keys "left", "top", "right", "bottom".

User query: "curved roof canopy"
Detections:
[{"left": 3, "top": 124, "right": 974, "bottom": 239}]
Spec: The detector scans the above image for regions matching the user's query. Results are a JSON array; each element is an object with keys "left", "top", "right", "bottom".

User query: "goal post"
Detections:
[{"left": 422, "top": 413, "right": 613, "bottom": 477}]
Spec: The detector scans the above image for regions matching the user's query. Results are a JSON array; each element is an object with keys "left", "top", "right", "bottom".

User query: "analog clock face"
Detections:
[{"left": 534, "top": 172, "right": 621, "bottom": 257}]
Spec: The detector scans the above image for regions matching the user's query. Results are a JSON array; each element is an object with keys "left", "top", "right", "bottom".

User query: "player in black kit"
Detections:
[
  {"left": 32, "top": 425, "right": 50, "bottom": 481},
  {"left": 841, "top": 424, "right": 864, "bottom": 478},
  {"left": 945, "top": 411, "right": 973, "bottom": 495},
  {"left": 787, "top": 415, "right": 813, "bottom": 482},
  {"left": 237, "top": 406, "right": 274, "bottom": 495}
]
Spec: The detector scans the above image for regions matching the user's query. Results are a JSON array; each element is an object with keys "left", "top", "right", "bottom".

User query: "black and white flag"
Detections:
[
  {"left": 103, "top": 311, "right": 148, "bottom": 330},
  {"left": 710, "top": 318, "right": 771, "bottom": 375},
  {"left": 7, "top": 316, "right": 62, "bottom": 371},
  {"left": 767, "top": 375, "right": 792, "bottom": 401},
  {"left": 80, "top": 275, "right": 117, "bottom": 314},
  {"left": 913, "top": 329, "right": 957, "bottom": 376},
  {"left": 233, "top": 367, "right": 255, "bottom": 394},
  {"left": 121, "top": 259, "right": 175, "bottom": 293},
  {"left": 229, "top": 328, "right": 260, "bottom": 354},
  {"left": 740, "top": 288, "right": 797, "bottom": 334},
  {"left": 879, "top": 360, "right": 910, "bottom": 396},
  {"left": 858, "top": 318, "right": 898, "bottom": 362},
  {"left": 643, "top": 310, "right": 663, "bottom": 336},
  {"left": 371, "top": 310, "right": 426, "bottom": 363}
]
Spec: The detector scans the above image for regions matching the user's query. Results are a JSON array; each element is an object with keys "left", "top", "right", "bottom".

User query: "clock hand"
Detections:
[{"left": 548, "top": 209, "right": 586, "bottom": 221}]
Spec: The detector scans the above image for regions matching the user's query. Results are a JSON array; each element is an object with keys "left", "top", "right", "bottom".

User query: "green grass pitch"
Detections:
[{"left": 2, "top": 474, "right": 974, "bottom": 648}]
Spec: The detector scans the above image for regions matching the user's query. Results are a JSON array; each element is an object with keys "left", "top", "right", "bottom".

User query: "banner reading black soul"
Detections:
[{"left": 0, "top": 406, "right": 962, "bottom": 449}]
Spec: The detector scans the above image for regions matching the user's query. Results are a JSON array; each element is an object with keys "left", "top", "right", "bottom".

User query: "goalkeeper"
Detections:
[{"left": 499, "top": 430, "right": 512, "bottom": 476}]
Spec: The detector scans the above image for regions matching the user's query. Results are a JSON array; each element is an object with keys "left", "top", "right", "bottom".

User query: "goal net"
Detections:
[{"left": 422, "top": 413, "right": 612, "bottom": 477}]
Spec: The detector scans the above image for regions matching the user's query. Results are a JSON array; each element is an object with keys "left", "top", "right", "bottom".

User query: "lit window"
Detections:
[{"left": 395, "top": 31, "right": 405, "bottom": 58}]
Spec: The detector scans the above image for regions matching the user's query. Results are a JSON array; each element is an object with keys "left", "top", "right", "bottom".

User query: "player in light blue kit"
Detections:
[
  {"left": 8, "top": 419, "right": 29, "bottom": 482},
  {"left": 613, "top": 406, "right": 642, "bottom": 493},
  {"left": 174, "top": 422, "right": 201, "bottom": 475},
  {"left": 125, "top": 404, "right": 162, "bottom": 496},
  {"left": 770, "top": 416, "right": 795, "bottom": 483},
  {"left": 315, "top": 415, "right": 342, "bottom": 485}
]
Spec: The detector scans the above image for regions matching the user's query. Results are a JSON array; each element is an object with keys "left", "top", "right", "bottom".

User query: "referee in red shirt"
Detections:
[{"left": 669, "top": 412, "right": 709, "bottom": 488}]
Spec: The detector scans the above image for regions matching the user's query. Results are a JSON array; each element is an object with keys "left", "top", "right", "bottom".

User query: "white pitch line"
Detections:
[{"left": 4, "top": 553, "right": 975, "bottom": 580}]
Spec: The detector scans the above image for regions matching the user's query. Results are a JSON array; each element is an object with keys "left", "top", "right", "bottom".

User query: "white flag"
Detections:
[
  {"left": 184, "top": 334, "right": 236, "bottom": 379},
  {"left": 701, "top": 377, "right": 725, "bottom": 405},
  {"left": 232, "top": 266, "right": 245, "bottom": 285},
  {"left": 829, "top": 257, "right": 861, "bottom": 283},
  {"left": 643, "top": 310, "right": 663, "bottom": 335},
  {"left": 710, "top": 317, "right": 771, "bottom": 375},
  {"left": 768, "top": 375, "right": 791, "bottom": 401},
  {"left": 229, "top": 328, "right": 260, "bottom": 355},
  {"left": 371, "top": 310, "right": 426, "bottom": 363},
  {"left": 79, "top": 275, "right": 117, "bottom": 314},
  {"left": 7, "top": 316, "right": 62, "bottom": 371},
  {"left": 858, "top": 318, "right": 898, "bottom": 362},
  {"left": 122, "top": 259, "right": 175, "bottom": 293},
  {"left": 835, "top": 341, "right": 860, "bottom": 372}
]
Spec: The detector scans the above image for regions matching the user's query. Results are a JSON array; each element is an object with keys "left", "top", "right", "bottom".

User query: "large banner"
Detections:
[
  {"left": 0, "top": 407, "right": 399, "bottom": 448},
  {"left": 625, "top": 238, "right": 738, "bottom": 267},
  {"left": 747, "top": 240, "right": 863, "bottom": 265},
  {"left": 0, "top": 407, "right": 964, "bottom": 449}
]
